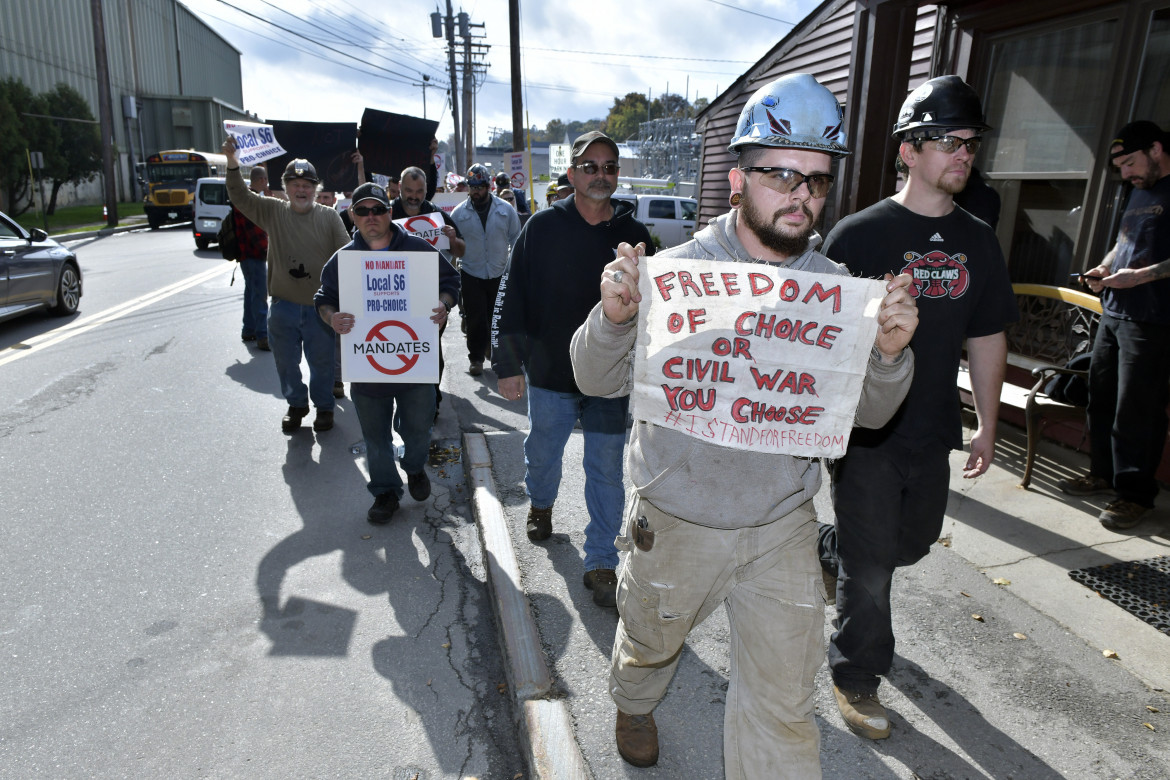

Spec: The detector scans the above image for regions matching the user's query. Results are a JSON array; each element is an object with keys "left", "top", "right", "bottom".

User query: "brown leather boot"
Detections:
[{"left": 616, "top": 710, "right": 659, "bottom": 767}]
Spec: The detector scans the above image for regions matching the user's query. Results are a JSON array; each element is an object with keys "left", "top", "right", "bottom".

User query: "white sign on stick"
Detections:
[
  {"left": 632, "top": 256, "right": 886, "bottom": 458},
  {"left": 394, "top": 213, "right": 449, "bottom": 250},
  {"left": 337, "top": 250, "right": 440, "bottom": 383},
  {"left": 548, "top": 144, "right": 570, "bottom": 177},
  {"left": 222, "top": 120, "right": 286, "bottom": 166}
]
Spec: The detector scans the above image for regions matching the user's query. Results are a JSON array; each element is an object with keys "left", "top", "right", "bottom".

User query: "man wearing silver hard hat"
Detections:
[
  {"left": 571, "top": 73, "right": 919, "bottom": 776},
  {"left": 816, "top": 74, "right": 1017, "bottom": 741}
]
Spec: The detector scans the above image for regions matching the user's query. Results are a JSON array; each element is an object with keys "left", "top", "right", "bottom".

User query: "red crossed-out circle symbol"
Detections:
[
  {"left": 403, "top": 215, "right": 442, "bottom": 246},
  {"left": 510, "top": 171, "right": 526, "bottom": 188},
  {"left": 365, "top": 320, "right": 422, "bottom": 375}
]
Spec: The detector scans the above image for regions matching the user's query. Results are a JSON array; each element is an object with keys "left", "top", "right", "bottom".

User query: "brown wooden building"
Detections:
[{"left": 696, "top": 0, "right": 1170, "bottom": 285}]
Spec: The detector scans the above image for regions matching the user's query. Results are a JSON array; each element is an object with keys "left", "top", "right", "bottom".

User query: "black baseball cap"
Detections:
[
  {"left": 351, "top": 182, "right": 390, "bottom": 207},
  {"left": 570, "top": 130, "right": 620, "bottom": 163},
  {"left": 1110, "top": 120, "right": 1167, "bottom": 160}
]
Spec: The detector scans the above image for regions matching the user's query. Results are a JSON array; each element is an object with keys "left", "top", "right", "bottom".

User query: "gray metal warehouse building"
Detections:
[{"left": 0, "top": 0, "right": 252, "bottom": 207}]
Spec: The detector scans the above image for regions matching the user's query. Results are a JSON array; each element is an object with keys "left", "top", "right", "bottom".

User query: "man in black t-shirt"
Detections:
[
  {"left": 816, "top": 76, "right": 1018, "bottom": 741},
  {"left": 1062, "top": 121, "right": 1170, "bottom": 529}
]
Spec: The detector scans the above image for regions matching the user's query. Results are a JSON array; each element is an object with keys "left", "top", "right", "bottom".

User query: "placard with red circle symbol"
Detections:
[
  {"left": 337, "top": 250, "right": 440, "bottom": 383},
  {"left": 395, "top": 213, "right": 449, "bottom": 250}
]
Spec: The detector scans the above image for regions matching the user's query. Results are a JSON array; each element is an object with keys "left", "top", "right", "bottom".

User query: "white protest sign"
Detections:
[
  {"left": 430, "top": 192, "right": 463, "bottom": 215},
  {"left": 549, "top": 144, "right": 570, "bottom": 177},
  {"left": 222, "top": 120, "right": 286, "bottom": 166},
  {"left": 394, "top": 213, "right": 449, "bottom": 250},
  {"left": 632, "top": 257, "right": 886, "bottom": 458},
  {"left": 338, "top": 251, "right": 440, "bottom": 383},
  {"left": 508, "top": 151, "right": 528, "bottom": 189}
]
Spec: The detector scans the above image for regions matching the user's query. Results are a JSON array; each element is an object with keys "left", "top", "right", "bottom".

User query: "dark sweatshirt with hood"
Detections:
[{"left": 492, "top": 194, "right": 655, "bottom": 392}]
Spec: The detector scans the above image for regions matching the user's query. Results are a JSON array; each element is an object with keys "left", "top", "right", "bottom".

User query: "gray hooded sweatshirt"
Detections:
[{"left": 570, "top": 209, "right": 914, "bottom": 533}]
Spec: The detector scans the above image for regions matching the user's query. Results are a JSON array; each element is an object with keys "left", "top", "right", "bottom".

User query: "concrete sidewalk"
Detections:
[{"left": 459, "top": 383, "right": 1169, "bottom": 778}]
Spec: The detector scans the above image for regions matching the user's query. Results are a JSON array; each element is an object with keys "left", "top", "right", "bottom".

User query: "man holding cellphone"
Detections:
[{"left": 1063, "top": 121, "right": 1170, "bottom": 529}]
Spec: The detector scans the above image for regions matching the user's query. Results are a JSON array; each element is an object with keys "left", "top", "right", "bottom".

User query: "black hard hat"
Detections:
[
  {"left": 893, "top": 75, "right": 990, "bottom": 139},
  {"left": 281, "top": 158, "right": 320, "bottom": 183}
]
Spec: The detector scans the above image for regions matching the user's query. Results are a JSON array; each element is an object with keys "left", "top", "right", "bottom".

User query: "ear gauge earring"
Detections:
[{"left": 729, "top": 192, "right": 742, "bottom": 207}]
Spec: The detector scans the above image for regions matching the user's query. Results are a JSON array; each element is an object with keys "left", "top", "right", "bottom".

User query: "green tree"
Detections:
[
  {"left": 650, "top": 92, "right": 692, "bottom": 120},
  {"left": 0, "top": 79, "right": 61, "bottom": 215},
  {"left": 605, "top": 92, "right": 651, "bottom": 141},
  {"left": 39, "top": 83, "right": 100, "bottom": 214}
]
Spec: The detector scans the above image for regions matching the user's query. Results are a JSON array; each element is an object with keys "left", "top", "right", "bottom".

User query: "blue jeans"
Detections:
[
  {"left": 240, "top": 257, "right": 267, "bottom": 339},
  {"left": 267, "top": 297, "right": 335, "bottom": 411},
  {"left": 819, "top": 437, "right": 950, "bottom": 694},
  {"left": 352, "top": 385, "right": 436, "bottom": 499},
  {"left": 1088, "top": 314, "right": 1170, "bottom": 507},
  {"left": 524, "top": 385, "right": 628, "bottom": 571}
]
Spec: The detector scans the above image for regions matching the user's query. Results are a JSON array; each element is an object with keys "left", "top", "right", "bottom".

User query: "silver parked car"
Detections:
[{"left": 0, "top": 210, "right": 82, "bottom": 324}]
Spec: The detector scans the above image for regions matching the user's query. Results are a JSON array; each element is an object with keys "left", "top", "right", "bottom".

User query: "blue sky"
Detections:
[{"left": 180, "top": 0, "right": 822, "bottom": 145}]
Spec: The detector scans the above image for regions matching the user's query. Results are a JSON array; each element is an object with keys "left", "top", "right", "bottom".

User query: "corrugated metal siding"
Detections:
[
  {"left": 0, "top": 0, "right": 242, "bottom": 115},
  {"left": 177, "top": 3, "right": 243, "bottom": 106},
  {"left": 695, "top": 2, "right": 940, "bottom": 226}
]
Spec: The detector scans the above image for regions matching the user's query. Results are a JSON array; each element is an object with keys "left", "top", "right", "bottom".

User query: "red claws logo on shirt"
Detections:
[{"left": 901, "top": 250, "right": 970, "bottom": 299}]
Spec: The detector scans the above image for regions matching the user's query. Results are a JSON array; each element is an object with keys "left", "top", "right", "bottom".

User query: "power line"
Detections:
[
  {"left": 209, "top": 0, "right": 427, "bottom": 87},
  {"left": 522, "top": 45, "right": 754, "bottom": 64},
  {"left": 700, "top": 0, "right": 797, "bottom": 26}
]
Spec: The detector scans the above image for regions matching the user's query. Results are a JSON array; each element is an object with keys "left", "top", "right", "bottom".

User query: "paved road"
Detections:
[{"left": 0, "top": 228, "right": 521, "bottom": 779}]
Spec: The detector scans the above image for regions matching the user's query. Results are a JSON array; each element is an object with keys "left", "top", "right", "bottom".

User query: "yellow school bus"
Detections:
[{"left": 141, "top": 150, "right": 229, "bottom": 229}]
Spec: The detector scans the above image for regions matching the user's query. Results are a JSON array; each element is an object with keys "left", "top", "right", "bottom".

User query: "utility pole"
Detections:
[
  {"left": 413, "top": 74, "right": 433, "bottom": 119},
  {"left": 461, "top": 12, "right": 473, "bottom": 168},
  {"left": 432, "top": 1, "right": 462, "bottom": 173},
  {"left": 90, "top": 0, "right": 118, "bottom": 226},
  {"left": 509, "top": 0, "right": 523, "bottom": 152}
]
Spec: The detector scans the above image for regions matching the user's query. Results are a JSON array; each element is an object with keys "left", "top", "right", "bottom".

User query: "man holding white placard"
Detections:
[
  {"left": 570, "top": 75, "right": 918, "bottom": 776},
  {"left": 314, "top": 183, "right": 460, "bottom": 525}
]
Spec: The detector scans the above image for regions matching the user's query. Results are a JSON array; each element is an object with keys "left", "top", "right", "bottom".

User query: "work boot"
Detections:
[
  {"left": 583, "top": 568, "right": 618, "bottom": 608},
  {"left": 526, "top": 505, "right": 553, "bottom": 542},
  {"left": 282, "top": 405, "right": 310, "bottom": 433},
  {"left": 407, "top": 471, "right": 431, "bottom": 501},
  {"left": 1099, "top": 498, "right": 1149, "bottom": 530},
  {"left": 1059, "top": 474, "right": 1113, "bottom": 496},
  {"left": 367, "top": 492, "right": 399, "bottom": 525},
  {"left": 333, "top": 381, "right": 345, "bottom": 399},
  {"left": 313, "top": 410, "right": 334, "bottom": 432},
  {"left": 616, "top": 710, "right": 659, "bottom": 768},
  {"left": 469, "top": 361, "right": 483, "bottom": 377},
  {"left": 834, "top": 685, "right": 890, "bottom": 740}
]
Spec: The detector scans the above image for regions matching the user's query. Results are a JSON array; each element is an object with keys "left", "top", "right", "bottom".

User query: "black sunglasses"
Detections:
[
  {"left": 573, "top": 162, "right": 620, "bottom": 175},
  {"left": 738, "top": 167, "right": 835, "bottom": 199},
  {"left": 352, "top": 205, "right": 389, "bottom": 216}
]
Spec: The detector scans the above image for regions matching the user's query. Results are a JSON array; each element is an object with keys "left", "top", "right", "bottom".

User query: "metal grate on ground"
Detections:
[{"left": 1068, "top": 556, "right": 1170, "bottom": 636}]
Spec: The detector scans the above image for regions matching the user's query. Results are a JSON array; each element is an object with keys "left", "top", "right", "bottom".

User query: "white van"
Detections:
[
  {"left": 193, "top": 177, "right": 230, "bottom": 251},
  {"left": 613, "top": 194, "right": 698, "bottom": 249}
]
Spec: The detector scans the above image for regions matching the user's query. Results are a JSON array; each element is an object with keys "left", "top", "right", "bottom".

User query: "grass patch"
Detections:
[{"left": 13, "top": 201, "right": 145, "bottom": 233}]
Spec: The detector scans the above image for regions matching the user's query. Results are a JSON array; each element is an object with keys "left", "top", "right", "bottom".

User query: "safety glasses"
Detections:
[
  {"left": 352, "top": 205, "right": 389, "bottom": 217},
  {"left": 739, "top": 167, "right": 835, "bottom": 199},
  {"left": 923, "top": 135, "right": 982, "bottom": 155},
  {"left": 572, "top": 161, "right": 620, "bottom": 176}
]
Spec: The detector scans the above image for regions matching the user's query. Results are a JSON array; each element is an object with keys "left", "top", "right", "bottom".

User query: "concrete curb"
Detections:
[{"left": 462, "top": 432, "right": 592, "bottom": 780}]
